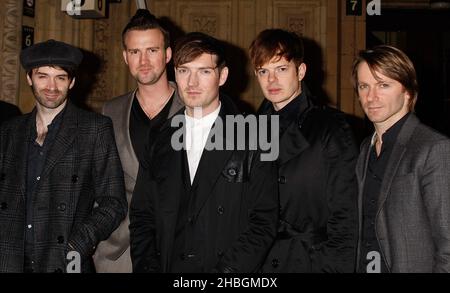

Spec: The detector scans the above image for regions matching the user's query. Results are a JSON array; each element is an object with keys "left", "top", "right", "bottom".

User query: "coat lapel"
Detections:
[
  {"left": 278, "top": 121, "right": 310, "bottom": 165},
  {"left": 40, "top": 102, "right": 78, "bottom": 180},
  {"left": 190, "top": 148, "right": 233, "bottom": 218},
  {"left": 277, "top": 93, "right": 312, "bottom": 166},
  {"left": 189, "top": 107, "right": 233, "bottom": 219},
  {"left": 113, "top": 90, "right": 139, "bottom": 179},
  {"left": 375, "top": 114, "right": 420, "bottom": 268}
]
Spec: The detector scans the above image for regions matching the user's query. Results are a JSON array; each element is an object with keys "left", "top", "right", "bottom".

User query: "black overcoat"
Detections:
[
  {"left": 130, "top": 95, "right": 279, "bottom": 273},
  {"left": 259, "top": 92, "right": 359, "bottom": 273}
]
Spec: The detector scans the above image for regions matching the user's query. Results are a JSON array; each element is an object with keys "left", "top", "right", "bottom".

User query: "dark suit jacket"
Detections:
[
  {"left": 356, "top": 114, "right": 450, "bottom": 272},
  {"left": 94, "top": 85, "right": 184, "bottom": 273},
  {"left": 258, "top": 92, "right": 359, "bottom": 273},
  {"left": 130, "top": 94, "right": 279, "bottom": 273},
  {"left": 0, "top": 102, "right": 127, "bottom": 273}
]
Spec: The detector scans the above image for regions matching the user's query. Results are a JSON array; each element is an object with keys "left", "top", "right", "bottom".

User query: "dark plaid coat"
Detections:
[{"left": 0, "top": 102, "right": 127, "bottom": 273}]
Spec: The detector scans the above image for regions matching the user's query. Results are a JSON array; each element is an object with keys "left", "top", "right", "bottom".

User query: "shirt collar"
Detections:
[
  {"left": 371, "top": 112, "right": 410, "bottom": 147},
  {"left": 185, "top": 102, "right": 221, "bottom": 127}
]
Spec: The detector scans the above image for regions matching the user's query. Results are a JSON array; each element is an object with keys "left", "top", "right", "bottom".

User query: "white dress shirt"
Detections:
[{"left": 185, "top": 103, "right": 221, "bottom": 183}]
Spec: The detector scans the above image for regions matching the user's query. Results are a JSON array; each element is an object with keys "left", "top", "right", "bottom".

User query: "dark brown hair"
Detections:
[
  {"left": 27, "top": 65, "right": 77, "bottom": 81},
  {"left": 173, "top": 32, "right": 226, "bottom": 69}
]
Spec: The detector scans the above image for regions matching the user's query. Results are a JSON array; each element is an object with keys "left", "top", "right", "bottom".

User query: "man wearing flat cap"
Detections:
[{"left": 0, "top": 39, "right": 127, "bottom": 273}]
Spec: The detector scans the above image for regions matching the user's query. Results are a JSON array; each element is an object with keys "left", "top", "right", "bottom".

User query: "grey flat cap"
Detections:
[{"left": 20, "top": 39, "right": 83, "bottom": 71}]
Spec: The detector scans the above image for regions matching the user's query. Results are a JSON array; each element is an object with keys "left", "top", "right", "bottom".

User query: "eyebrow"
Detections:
[
  {"left": 35, "top": 72, "right": 68, "bottom": 77},
  {"left": 127, "top": 46, "right": 160, "bottom": 51},
  {"left": 177, "top": 66, "right": 217, "bottom": 70},
  {"left": 257, "top": 64, "right": 290, "bottom": 69}
]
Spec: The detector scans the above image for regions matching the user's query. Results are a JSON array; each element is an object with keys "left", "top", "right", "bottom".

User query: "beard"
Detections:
[{"left": 32, "top": 86, "right": 68, "bottom": 110}]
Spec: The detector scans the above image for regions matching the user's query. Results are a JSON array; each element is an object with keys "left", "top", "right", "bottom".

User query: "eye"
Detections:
[
  {"left": 200, "top": 69, "right": 213, "bottom": 75},
  {"left": 358, "top": 84, "right": 368, "bottom": 90},
  {"left": 256, "top": 69, "right": 268, "bottom": 76},
  {"left": 57, "top": 76, "right": 67, "bottom": 81},
  {"left": 129, "top": 49, "right": 138, "bottom": 55},
  {"left": 149, "top": 48, "right": 158, "bottom": 53},
  {"left": 379, "top": 83, "right": 389, "bottom": 88},
  {"left": 276, "top": 66, "right": 288, "bottom": 73},
  {"left": 176, "top": 68, "right": 188, "bottom": 74}
]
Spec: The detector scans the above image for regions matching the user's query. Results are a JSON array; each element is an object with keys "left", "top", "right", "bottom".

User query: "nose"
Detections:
[
  {"left": 47, "top": 78, "right": 57, "bottom": 90},
  {"left": 187, "top": 71, "right": 199, "bottom": 87},
  {"left": 268, "top": 70, "right": 277, "bottom": 83},
  {"left": 139, "top": 53, "right": 149, "bottom": 65},
  {"left": 366, "top": 87, "right": 377, "bottom": 102}
]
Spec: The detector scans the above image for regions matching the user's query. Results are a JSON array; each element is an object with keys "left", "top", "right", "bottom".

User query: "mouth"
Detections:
[
  {"left": 186, "top": 90, "right": 201, "bottom": 95},
  {"left": 138, "top": 67, "right": 152, "bottom": 73},
  {"left": 43, "top": 92, "right": 60, "bottom": 99},
  {"left": 268, "top": 88, "right": 281, "bottom": 95}
]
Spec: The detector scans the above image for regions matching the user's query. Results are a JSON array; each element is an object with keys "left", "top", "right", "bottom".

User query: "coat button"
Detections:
[
  {"left": 272, "top": 258, "right": 279, "bottom": 268},
  {"left": 57, "top": 236, "right": 65, "bottom": 244},
  {"left": 187, "top": 217, "right": 193, "bottom": 223},
  {"left": 54, "top": 268, "right": 63, "bottom": 273},
  {"left": 217, "top": 250, "right": 224, "bottom": 257},
  {"left": 217, "top": 206, "right": 224, "bottom": 215},
  {"left": 72, "top": 175, "right": 78, "bottom": 183},
  {"left": 227, "top": 168, "right": 236, "bottom": 176},
  {"left": 278, "top": 176, "right": 286, "bottom": 184},
  {"left": 58, "top": 203, "right": 66, "bottom": 211},
  {"left": 1, "top": 202, "right": 7, "bottom": 210}
]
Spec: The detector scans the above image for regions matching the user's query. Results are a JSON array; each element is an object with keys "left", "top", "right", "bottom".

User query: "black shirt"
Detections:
[
  {"left": 129, "top": 93, "right": 174, "bottom": 164},
  {"left": 359, "top": 113, "right": 410, "bottom": 273},
  {"left": 24, "top": 107, "right": 65, "bottom": 272},
  {"left": 274, "top": 92, "right": 303, "bottom": 136}
]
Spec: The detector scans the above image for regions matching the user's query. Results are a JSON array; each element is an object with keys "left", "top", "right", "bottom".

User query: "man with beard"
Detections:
[
  {"left": 93, "top": 9, "right": 183, "bottom": 272},
  {"left": 0, "top": 39, "right": 127, "bottom": 273}
]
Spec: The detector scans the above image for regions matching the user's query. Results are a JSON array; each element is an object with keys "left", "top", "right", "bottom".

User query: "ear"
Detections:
[
  {"left": 297, "top": 63, "right": 307, "bottom": 82},
  {"left": 26, "top": 73, "right": 33, "bottom": 86},
  {"left": 69, "top": 78, "right": 76, "bottom": 90},
  {"left": 122, "top": 50, "right": 128, "bottom": 65},
  {"left": 218, "top": 67, "right": 229, "bottom": 86},
  {"left": 165, "top": 47, "right": 172, "bottom": 64}
]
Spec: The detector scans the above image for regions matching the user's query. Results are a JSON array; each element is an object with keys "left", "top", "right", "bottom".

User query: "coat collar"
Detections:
[
  {"left": 14, "top": 102, "right": 78, "bottom": 196},
  {"left": 259, "top": 91, "right": 314, "bottom": 166},
  {"left": 39, "top": 101, "right": 78, "bottom": 180},
  {"left": 155, "top": 93, "right": 238, "bottom": 219}
]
